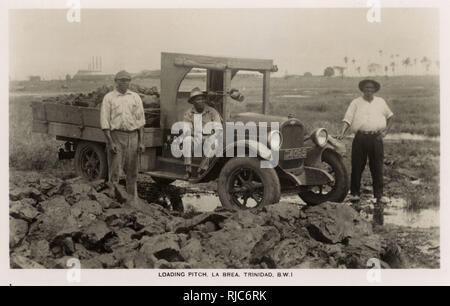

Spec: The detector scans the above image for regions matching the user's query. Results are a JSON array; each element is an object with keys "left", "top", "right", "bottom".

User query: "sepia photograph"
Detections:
[{"left": 2, "top": 0, "right": 448, "bottom": 286}]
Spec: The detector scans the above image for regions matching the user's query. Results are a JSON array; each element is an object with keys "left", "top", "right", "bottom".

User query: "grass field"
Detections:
[
  {"left": 9, "top": 95, "right": 63, "bottom": 171},
  {"left": 12, "top": 74, "right": 440, "bottom": 136},
  {"left": 231, "top": 75, "right": 439, "bottom": 137}
]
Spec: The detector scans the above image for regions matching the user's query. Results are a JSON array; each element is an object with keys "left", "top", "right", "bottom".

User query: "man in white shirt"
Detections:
[
  {"left": 338, "top": 80, "right": 394, "bottom": 222},
  {"left": 100, "top": 70, "right": 146, "bottom": 197}
]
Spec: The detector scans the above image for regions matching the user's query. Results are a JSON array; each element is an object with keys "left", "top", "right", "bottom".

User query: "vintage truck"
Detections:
[{"left": 32, "top": 52, "right": 349, "bottom": 210}]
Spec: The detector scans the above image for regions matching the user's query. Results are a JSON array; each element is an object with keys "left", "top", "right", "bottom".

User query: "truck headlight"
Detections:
[
  {"left": 312, "top": 128, "right": 328, "bottom": 147},
  {"left": 268, "top": 130, "right": 282, "bottom": 150}
]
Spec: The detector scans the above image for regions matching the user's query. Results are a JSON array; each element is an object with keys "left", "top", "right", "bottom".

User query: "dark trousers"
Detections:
[{"left": 350, "top": 132, "right": 384, "bottom": 199}]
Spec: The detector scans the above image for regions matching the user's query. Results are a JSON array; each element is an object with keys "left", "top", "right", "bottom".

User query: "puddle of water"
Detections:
[
  {"left": 181, "top": 192, "right": 305, "bottom": 212},
  {"left": 181, "top": 191, "right": 439, "bottom": 229},
  {"left": 385, "top": 208, "right": 440, "bottom": 228},
  {"left": 384, "top": 198, "right": 439, "bottom": 228},
  {"left": 384, "top": 133, "right": 440, "bottom": 142},
  {"left": 359, "top": 197, "right": 439, "bottom": 228},
  {"left": 345, "top": 133, "right": 439, "bottom": 142},
  {"left": 182, "top": 193, "right": 221, "bottom": 212},
  {"left": 292, "top": 89, "right": 318, "bottom": 95}
]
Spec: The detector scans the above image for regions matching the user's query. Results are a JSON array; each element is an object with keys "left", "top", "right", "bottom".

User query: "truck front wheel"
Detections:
[
  {"left": 74, "top": 141, "right": 108, "bottom": 181},
  {"left": 218, "top": 157, "right": 281, "bottom": 210}
]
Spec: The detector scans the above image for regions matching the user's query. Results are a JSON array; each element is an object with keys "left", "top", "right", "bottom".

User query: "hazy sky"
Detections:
[{"left": 9, "top": 8, "right": 439, "bottom": 80}]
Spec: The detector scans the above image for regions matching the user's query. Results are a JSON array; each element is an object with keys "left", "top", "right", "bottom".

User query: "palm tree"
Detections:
[
  {"left": 421, "top": 56, "right": 431, "bottom": 74},
  {"left": 352, "top": 58, "right": 356, "bottom": 76},
  {"left": 413, "top": 58, "right": 418, "bottom": 75},
  {"left": 390, "top": 62, "right": 396, "bottom": 76},
  {"left": 343, "top": 56, "right": 349, "bottom": 74},
  {"left": 402, "top": 57, "right": 411, "bottom": 75}
]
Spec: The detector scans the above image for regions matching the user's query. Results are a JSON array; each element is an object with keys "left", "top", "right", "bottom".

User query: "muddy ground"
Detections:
[
  {"left": 8, "top": 170, "right": 408, "bottom": 269},
  {"left": 9, "top": 136, "right": 440, "bottom": 269}
]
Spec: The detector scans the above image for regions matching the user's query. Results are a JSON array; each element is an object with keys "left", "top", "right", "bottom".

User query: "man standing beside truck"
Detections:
[
  {"left": 338, "top": 79, "right": 393, "bottom": 225},
  {"left": 100, "top": 70, "right": 146, "bottom": 198}
]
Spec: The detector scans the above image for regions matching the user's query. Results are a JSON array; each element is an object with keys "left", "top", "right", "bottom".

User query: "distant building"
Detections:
[
  {"left": 73, "top": 55, "right": 113, "bottom": 81},
  {"left": 72, "top": 70, "right": 114, "bottom": 81},
  {"left": 29, "top": 75, "right": 41, "bottom": 82}
]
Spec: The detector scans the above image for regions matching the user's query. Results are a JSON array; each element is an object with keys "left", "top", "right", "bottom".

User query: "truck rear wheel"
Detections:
[
  {"left": 218, "top": 157, "right": 281, "bottom": 210},
  {"left": 74, "top": 141, "right": 108, "bottom": 181},
  {"left": 298, "top": 149, "right": 349, "bottom": 206}
]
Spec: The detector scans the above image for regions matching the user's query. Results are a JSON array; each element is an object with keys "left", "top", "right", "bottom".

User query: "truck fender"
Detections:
[
  {"left": 327, "top": 135, "right": 346, "bottom": 155},
  {"left": 305, "top": 136, "right": 346, "bottom": 168}
]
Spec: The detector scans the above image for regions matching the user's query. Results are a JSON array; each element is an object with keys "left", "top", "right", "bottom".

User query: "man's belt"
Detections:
[{"left": 358, "top": 130, "right": 380, "bottom": 135}]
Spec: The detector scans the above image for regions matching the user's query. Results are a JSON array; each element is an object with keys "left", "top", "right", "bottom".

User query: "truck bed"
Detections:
[{"left": 31, "top": 101, "right": 162, "bottom": 147}]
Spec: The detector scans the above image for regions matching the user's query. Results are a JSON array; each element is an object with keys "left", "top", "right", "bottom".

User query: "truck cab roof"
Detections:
[{"left": 162, "top": 52, "right": 278, "bottom": 72}]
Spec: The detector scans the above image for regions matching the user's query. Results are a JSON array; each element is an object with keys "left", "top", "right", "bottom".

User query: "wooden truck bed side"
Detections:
[{"left": 31, "top": 101, "right": 163, "bottom": 147}]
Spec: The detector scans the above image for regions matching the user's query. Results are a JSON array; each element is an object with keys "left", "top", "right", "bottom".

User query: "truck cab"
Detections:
[
  {"left": 143, "top": 53, "right": 349, "bottom": 209},
  {"left": 33, "top": 52, "right": 349, "bottom": 210}
]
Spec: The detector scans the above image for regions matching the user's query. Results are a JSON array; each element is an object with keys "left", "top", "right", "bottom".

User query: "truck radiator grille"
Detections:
[
  {"left": 281, "top": 123, "right": 304, "bottom": 149},
  {"left": 279, "top": 122, "right": 305, "bottom": 169}
]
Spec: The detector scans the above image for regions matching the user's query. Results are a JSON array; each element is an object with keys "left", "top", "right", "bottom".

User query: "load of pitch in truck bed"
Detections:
[{"left": 35, "top": 84, "right": 161, "bottom": 128}]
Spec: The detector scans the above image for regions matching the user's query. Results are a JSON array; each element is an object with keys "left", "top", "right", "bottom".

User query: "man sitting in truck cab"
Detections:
[{"left": 183, "top": 87, "right": 223, "bottom": 179}]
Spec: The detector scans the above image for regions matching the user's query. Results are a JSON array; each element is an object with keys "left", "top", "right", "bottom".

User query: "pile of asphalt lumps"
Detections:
[
  {"left": 40, "top": 84, "right": 160, "bottom": 109},
  {"left": 9, "top": 171, "right": 406, "bottom": 269}
]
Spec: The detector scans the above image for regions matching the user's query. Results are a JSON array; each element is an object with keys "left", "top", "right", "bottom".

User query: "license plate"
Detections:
[{"left": 283, "top": 147, "right": 310, "bottom": 160}]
